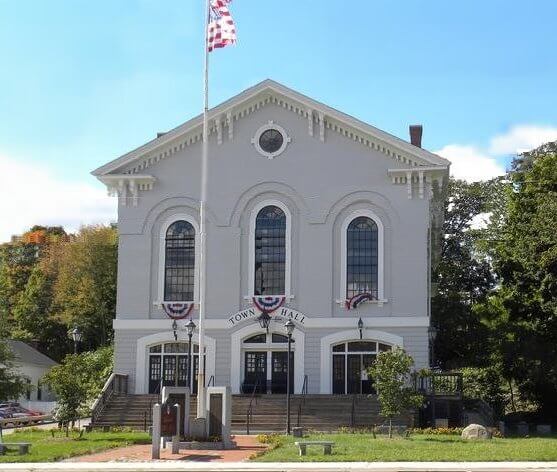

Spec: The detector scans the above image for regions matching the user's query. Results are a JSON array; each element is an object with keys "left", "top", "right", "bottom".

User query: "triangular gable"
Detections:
[{"left": 92, "top": 79, "right": 449, "bottom": 178}]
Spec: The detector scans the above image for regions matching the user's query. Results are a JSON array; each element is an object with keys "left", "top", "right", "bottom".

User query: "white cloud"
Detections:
[
  {"left": 434, "top": 144, "right": 505, "bottom": 182},
  {"left": 0, "top": 153, "right": 116, "bottom": 243},
  {"left": 489, "top": 125, "right": 557, "bottom": 155}
]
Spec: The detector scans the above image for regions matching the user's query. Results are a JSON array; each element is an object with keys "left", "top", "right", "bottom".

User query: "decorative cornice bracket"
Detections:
[{"left": 99, "top": 174, "right": 156, "bottom": 207}]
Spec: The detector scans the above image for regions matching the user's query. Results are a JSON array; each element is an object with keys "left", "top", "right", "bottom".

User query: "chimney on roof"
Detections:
[
  {"left": 157, "top": 132, "right": 167, "bottom": 138},
  {"left": 409, "top": 125, "right": 423, "bottom": 148}
]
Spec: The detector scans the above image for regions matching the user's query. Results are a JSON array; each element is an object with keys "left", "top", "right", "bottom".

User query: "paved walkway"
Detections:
[{"left": 64, "top": 435, "right": 266, "bottom": 463}]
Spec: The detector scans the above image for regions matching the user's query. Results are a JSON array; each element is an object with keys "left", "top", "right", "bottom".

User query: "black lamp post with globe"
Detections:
[
  {"left": 285, "top": 319, "right": 295, "bottom": 434},
  {"left": 185, "top": 319, "right": 196, "bottom": 390},
  {"left": 69, "top": 327, "right": 82, "bottom": 354}
]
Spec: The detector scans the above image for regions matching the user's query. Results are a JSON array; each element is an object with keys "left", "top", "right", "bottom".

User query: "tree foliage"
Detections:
[
  {"left": 0, "top": 225, "right": 117, "bottom": 361},
  {"left": 369, "top": 347, "right": 423, "bottom": 437},
  {"left": 490, "top": 149, "right": 557, "bottom": 417},
  {"left": 42, "top": 346, "right": 113, "bottom": 431},
  {"left": 0, "top": 339, "right": 29, "bottom": 401}
]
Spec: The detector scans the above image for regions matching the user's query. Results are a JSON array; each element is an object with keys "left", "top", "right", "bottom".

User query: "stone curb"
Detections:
[{"left": 2, "top": 463, "right": 557, "bottom": 472}]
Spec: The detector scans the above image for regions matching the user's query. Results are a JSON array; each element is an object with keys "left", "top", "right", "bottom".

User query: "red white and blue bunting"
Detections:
[
  {"left": 162, "top": 302, "right": 194, "bottom": 320},
  {"left": 345, "top": 293, "right": 375, "bottom": 310},
  {"left": 252, "top": 296, "right": 286, "bottom": 314}
]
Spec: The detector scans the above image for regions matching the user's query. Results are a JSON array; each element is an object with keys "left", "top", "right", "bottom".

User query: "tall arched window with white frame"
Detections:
[
  {"left": 346, "top": 216, "right": 378, "bottom": 299},
  {"left": 164, "top": 220, "right": 195, "bottom": 301},
  {"left": 254, "top": 205, "right": 286, "bottom": 295}
]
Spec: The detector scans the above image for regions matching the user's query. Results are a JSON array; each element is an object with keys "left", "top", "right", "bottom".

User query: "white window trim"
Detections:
[
  {"left": 156, "top": 214, "right": 200, "bottom": 305},
  {"left": 247, "top": 200, "right": 292, "bottom": 299},
  {"left": 135, "top": 330, "right": 216, "bottom": 394},
  {"left": 230, "top": 323, "right": 304, "bottom": 394},
  {"left": 251, "top": 121, "right": 291, "bottom": 159},
  {"left": 319, "top": 329, "right": 403, "bottom": 393},
  {"left": 339, "top": 209, "right": 386, "bottom": 305}
]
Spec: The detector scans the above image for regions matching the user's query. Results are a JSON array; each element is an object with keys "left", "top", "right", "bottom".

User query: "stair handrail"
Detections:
[
  {"left": 246, "top": 378, "right": 260, "bottom": 435},
  {"left": 91, "top": 372, "right": 128, "bottom": 425},
  {"left": 207, "top": 375, "right": 215, "bottom": 387},
  {"left": 296, "top": 375, "right": 308, "bottom": 427}
]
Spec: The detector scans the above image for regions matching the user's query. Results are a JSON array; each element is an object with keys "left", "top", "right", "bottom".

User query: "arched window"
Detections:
[
  {"left": 254, "top": 205, "right": 286, "bottom": 295},
  {"left": 346, "top": 216, "right": 378, "bottom": 299},
  {"left": 164, "top": 220, "right": 195, "bottom": 301}
]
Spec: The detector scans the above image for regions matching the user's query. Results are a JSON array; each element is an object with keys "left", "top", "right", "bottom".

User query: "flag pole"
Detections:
[{"left": 197, "top": 0, "right": 211, "bottom": 420}]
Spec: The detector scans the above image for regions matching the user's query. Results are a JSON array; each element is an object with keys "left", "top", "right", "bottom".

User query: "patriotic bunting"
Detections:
[
  {"left": 207, "top": 0, "right": 237, "bottom": 52},
  {"left": 252, "top": 296, "right": 286, "bottom": 314},
  {"left": 162, "top": 302, "right": 194, "bottom": 320},
  {"left": 345, "top": 293, "right": 375, "bottom": 310}
]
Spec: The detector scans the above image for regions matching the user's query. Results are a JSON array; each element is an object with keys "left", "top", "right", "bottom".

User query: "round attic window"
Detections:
[{"left": 251, "top": 121, "right": 291, "bottom": 159}]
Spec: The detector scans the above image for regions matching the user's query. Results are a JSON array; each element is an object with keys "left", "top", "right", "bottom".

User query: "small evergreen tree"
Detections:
[{"left": 369, "top": 347, "right": 423, "bottom": 438}]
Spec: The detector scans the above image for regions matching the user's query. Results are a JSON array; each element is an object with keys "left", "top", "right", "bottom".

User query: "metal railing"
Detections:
[
  {"left": 414, "top": 372, "right": 463, "bottom": 397},
  {"left": 296, "top": 375, "right": 308, "bottom": 427},
  {"left": 245, "top": 379, "right": 260, "bottom": 435},
  {"left": 91, "top": 373, "right": 128, "bottom": 425},
  {"left": 207, "top": 375, "right": 215, "bottom": 387}
]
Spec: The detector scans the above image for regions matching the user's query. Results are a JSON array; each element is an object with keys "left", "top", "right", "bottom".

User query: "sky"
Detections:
[{"left": 1, "top": 0, "right": 556, "bottom": 242}]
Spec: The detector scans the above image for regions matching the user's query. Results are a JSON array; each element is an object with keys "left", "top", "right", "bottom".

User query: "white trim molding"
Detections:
[
  {"left": 156, "top": 213, "right": 200, "bottom": 306},
  {"left": 113, "top": 316, "right": 430, "bottom": 331},
  {"left": 248, "top": 200, "right": 292, "bottom": 299},
  {"left": 319, "top": 329, "right": 403, "bottom": 394},
  {"left": 251, "top": 121, "right": 291, "bottom": 159},
  {"left": 98, "top": 174, "right": 156, "bottom": 207},
  {"left": 339, "top": 209, "right": 385, "bottom": 305},
  {"left": 135, "top": 330, "right": 216, "bottom": 394},
  {"left": 230, "top": 322, "right": 305, "bottom": 395}
]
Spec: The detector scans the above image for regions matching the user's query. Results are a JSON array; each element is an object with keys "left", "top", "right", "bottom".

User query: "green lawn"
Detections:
[
  {"left": 253, "top": 433, "right": 557, "bottom": 462},
  {"left": 0, "top": 428, "right": 150, "bottom": 463}
]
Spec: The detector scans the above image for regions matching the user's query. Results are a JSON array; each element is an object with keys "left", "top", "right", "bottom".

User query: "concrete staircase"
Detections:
[{"left": 92, "top": 393, "right": 408, "bottom": 433}]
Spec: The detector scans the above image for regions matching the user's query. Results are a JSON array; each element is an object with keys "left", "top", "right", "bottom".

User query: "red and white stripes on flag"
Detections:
[{"left": 207, "top": 0, "right": 237, "bottom": 52}]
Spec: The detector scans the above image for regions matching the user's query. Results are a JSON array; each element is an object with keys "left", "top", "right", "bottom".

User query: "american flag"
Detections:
[{"left": 207, "top": 0, "right": 237, "bottom": 52}]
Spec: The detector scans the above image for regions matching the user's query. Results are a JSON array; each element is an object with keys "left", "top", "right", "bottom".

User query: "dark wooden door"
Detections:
[
  {"left": 347, "top": 354, "right": 361, "bottom": 394},
  {"left": 163, "top": 356, "right": 177, "bottom": 387},
  {"left": 244, "top": 351, "right": 267, "bottom": 393},
  {"left": 332, "top": 355, "right": 345, "bottom": 394},
  {"left": 149, "top": 356, "right": 162, "bottom": 394},
  {"left": 271, "top": 351, "right": 293, "bottom": 393}
]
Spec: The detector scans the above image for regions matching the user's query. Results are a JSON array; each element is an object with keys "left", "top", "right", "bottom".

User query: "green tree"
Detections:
[
  {"left": 369, "top": 347, "right": 423, "bottom": 437},
  {"left": 52, "top": 226, "right": 118, "bottom": 349},
  {"left": 0, "top": 339, "right": 29, "bottom": 401},
  {"left": 431, "top": 178, "right": 499, "bottom": 369},
  {"left": 490, "top": 146, "right": 557, "bottom": 417},
  {"left": 42, "top": 346, "right": 113, "bottom": 434}
]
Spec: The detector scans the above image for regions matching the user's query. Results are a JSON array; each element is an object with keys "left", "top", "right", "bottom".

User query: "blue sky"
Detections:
[{"left": 1, "top": 0, "right": 556, "bottom": 240}]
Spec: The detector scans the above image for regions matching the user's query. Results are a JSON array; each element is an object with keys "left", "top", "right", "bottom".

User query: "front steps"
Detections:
[{"left": 92, "top": 393, "right": 410, "bottom": 433}]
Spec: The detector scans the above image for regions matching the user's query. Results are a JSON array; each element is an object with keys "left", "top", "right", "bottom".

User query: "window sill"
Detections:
[
  {"left": 335, "top": 298, "right": 388, "bottom": 307},
  {"left": 243, "top": 295, "right": 295, "bottom": 300}
]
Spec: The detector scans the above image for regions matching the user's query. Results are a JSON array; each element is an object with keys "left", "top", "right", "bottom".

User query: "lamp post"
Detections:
[
  {"left": 428, "top": 325, "right": 438, "bottom": 368},
  {"left": 185, "top": 319, "right": 196, "bottom": 390},
  {"left": 69, "top": 327, "right": 82, "bottom": 354},
  {"left": 285, "top": 319, "right": 295, "bottom": 435}
]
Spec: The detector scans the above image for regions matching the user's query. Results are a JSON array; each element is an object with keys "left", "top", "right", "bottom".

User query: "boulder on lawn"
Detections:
[{"left": 461, "top": 424, "right": 492, "bottom": 440}]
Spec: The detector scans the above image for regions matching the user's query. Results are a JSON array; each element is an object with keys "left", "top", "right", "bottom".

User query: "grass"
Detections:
[
  {"left": 253, "top": 432, "right": 557, "bottom": 462},
  {"left": 0, "top": 428, "right": 150, "bottom": 463}
]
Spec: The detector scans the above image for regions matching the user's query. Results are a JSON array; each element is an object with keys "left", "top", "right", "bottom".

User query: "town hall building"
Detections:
[{"left": 93, "top": 79, "right": 449, "bottom": 398}]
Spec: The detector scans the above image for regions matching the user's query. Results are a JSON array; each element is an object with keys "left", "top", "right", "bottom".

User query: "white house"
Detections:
[
  {"left": 7, "top": 340, "right": 57, "bottom": 411},
  {"left": 93, "top": 79, "right": 449, "bottom": 397}
]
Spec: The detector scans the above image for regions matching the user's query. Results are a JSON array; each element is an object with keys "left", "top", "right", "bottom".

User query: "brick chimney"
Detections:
[{"left": 409, "top": 125, "right": 423, "bottom": 148}]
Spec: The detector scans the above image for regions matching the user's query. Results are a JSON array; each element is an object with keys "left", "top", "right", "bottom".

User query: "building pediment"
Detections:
[{"left": 92, "top": 79, "right": 449, "bottom": 183}]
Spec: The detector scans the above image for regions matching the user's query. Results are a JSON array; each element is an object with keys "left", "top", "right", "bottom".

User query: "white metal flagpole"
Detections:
[{"left": 196, "top": 0, "right": 211, "bottom": 419}]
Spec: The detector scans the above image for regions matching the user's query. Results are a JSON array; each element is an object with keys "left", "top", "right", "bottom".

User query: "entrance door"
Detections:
[
  {"left": 162, "top": 356, "right": 177, "bottom": 387},
  {"left": 347, "top": 354, "right": 361, "bottom": 394},
  {"left": 243, "top": 352, "right": 267, "bottom": 393},
  {"left": 149, "top": 356, "right": 162, "bottom": 393},
  {"left": 332, "top": 355, "right": 345, "bottom": 394},
  {"left": 271, "top": 351, "right": 294, "bottom": 394},
  {"left": 177, "top": 356, "right": 188, "bottom": 387}
]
